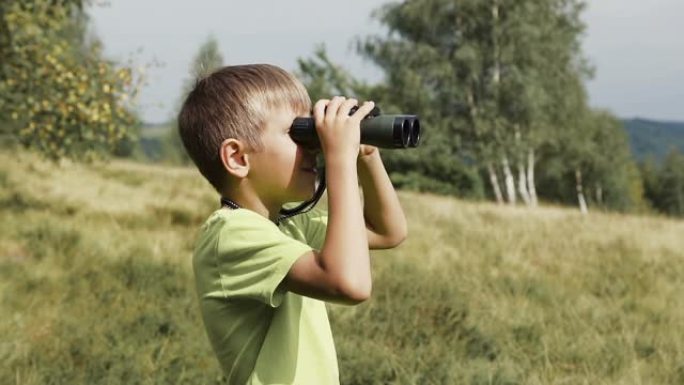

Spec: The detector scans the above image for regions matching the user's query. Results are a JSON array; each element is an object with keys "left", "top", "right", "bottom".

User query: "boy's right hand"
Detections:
[{"left": 313, "top": 97, "right": 375, "bottom": 163}]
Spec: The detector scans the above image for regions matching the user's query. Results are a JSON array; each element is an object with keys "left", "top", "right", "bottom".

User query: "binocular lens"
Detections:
[
  {"left": 400, "top": 119, "right": 411, "bottom": 148},
  {"left": 393, "top": 116, "right": 420, "bottom": 148},
  {"left": 409, "top": 118, "right": 420, "bottom": 147}
]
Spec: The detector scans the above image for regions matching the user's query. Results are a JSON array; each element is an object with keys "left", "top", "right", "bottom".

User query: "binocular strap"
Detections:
[{"left": 219, "top": 168, "right": 327, "bottom": 226}]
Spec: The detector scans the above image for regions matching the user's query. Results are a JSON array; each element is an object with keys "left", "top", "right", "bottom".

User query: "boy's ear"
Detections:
[{"left": 219, "top": 138, "right": 250, "bottom": 178}]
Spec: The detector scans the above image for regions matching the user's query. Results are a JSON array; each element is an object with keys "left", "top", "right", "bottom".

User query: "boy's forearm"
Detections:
[
  {"left": 357, "top": 150, "right": 407, "bottom": 245},
  {"left": 319, "top": 156, "right": 371, "bottom": 298}
]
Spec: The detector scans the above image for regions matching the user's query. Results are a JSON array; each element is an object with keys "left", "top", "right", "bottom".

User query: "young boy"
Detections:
[{"left": 178, "top": 64, "right": 407, "bottom": 384}]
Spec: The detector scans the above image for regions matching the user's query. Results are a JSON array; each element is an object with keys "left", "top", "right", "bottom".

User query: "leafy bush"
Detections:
[{"left": 0, "top": 0, "right": 140, "bottom": 161}]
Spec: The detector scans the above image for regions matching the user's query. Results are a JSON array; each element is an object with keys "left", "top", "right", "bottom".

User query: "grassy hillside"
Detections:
[
  {"left": 623, "top": 118, "right": 684, "bottom": 163},
  {"left": 1, "top": 150, "right": 683, "bottom": 384}
]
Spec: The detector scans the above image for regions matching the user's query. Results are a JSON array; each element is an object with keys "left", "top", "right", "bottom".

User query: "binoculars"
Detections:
[{"left": 290, "top": 106, "right": 421, "bottom": 149}]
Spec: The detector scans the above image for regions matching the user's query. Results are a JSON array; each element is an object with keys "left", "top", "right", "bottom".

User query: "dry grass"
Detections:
[{"left": 1, "top": 149, "right": 683, "bottom": 384}]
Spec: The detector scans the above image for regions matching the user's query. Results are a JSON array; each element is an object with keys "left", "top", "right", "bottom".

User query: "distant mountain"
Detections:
[{"left": 622, "top": 118, "right": 684, "bottom": 163}]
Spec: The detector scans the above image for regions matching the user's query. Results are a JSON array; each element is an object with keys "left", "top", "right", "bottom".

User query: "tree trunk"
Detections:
[
  {"left": 491, "top": 2, "right": 507, "bottom": 206},
  {"left": 527, "top": 149, "right": 538, "bottom": 207},
  {"left": 575, "top": 168, "right": 588, "bottom": 214},
  {"left": 487, "top": 163, "right": 504, "bottom": 205},
  {"left": 502, "top": 155, "right": 516, "bottom": 205},
  {"left": 492, "top": 2, "right": 500, "bottom": 84},
  {"left": 595, "top": 184, "right": 603, "bottom": 206},
  {"left": 517, "top": 160, "right": 531, "bottom": 206}
]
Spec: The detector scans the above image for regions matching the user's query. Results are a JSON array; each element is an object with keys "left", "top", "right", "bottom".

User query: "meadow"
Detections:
[{"left": 1, "top": 149, "right": 683, "bottom": 385}]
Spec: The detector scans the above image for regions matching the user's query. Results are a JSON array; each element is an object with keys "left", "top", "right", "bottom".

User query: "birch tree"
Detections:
[
  {"left": 296, "top": 0, "right": 638, "bottom": 213},
  {"left": 358, "top": 0, "right": 590, "bottom": 207},
  {"left": 493, "top": 0, "right": 589, "bottom": 207},
  {"left": 356, "top": 0, "right": 509, "bottom": 200}
]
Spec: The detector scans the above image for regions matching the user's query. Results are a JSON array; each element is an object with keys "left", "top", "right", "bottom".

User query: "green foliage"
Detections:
[
  {"left": 536, "top": 109, "right": 646, "bottom": 211},
  {"left": 642, "top": 149, "right": 684, "bottom": 217},
  {"left": 178, "top": 34, "right": 224, "bottom": 103},
  {"left": 296, "top": 0, "right": 631, "bottom": 209},
  {"left": 0, "top": 0, "right": 141, "bottom": 161},
  {"left": 296, "top": 45, "right": 374, "bottom": 103},
  {"left": 161, "top": 35, "right": 225, "bottom": 166},
  {"left": 583, "top": 110, "right": 645, "bottom": 211},
  {"left": 357, "top": 0, "right": 589, "bottom": 160},
  {"left": 297, "top": 45, "right": 485, "bottom": 198}
]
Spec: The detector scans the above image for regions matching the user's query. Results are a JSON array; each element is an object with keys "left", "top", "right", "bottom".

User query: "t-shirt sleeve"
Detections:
[{"left": 214, "top": 212, "right": 312, "bottom": 307}]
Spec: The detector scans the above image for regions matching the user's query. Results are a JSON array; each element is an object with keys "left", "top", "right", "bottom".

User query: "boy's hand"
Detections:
[{"left": 313, "top": 97, "right": 375, "bottom": 163}]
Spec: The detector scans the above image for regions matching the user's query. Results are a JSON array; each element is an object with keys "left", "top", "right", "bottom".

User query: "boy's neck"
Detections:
[{"left": 222, "top": 184, "right": 283, "bottom": 223}]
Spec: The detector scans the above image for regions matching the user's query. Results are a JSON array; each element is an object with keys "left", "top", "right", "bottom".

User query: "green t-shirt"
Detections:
[{"left": 192, "top": 207, "right": 339, "bottom": 385}]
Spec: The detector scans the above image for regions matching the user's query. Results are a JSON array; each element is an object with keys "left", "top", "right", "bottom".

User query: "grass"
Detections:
[{"left": 1, "top": 149, "right": 683, "bottom": 384}]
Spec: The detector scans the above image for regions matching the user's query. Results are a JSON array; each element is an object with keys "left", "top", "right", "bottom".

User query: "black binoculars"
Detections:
[{"left": 290, "top": 105, "right": 421, "bottom": 149}]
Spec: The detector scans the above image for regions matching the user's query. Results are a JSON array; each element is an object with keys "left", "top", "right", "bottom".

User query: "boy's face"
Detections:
[{"left": 247, "top": 105, "right": 318, "bottom": 205}]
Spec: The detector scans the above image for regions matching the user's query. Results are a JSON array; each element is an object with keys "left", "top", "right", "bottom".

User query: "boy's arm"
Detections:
[
  {"left": 357, "top": 146, "right": 408, "bottom": 249},
  {"left": 284, "top": 97, "right": 374, "bottom": 305}
]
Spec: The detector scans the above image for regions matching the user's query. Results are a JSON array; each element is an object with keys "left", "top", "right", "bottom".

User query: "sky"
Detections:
[{"left": 89, "top": 0, "right": 684, "bottom": 124}]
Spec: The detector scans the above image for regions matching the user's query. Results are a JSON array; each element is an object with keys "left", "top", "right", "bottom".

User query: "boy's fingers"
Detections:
[
  {"left": 313, "top": 99, "right": 329, "bottom": 129},
  {"left": 352, "top": 101, "right": 375, "bottom": 121},
  {"left": 313, "top": 99, "right": 329, "bottom": 113},
  {"left": 338, "top": 98, "right": 359, "bottom": 119},
  {"left": 324, "top": 96, "right": 346, "bottom": 124}
]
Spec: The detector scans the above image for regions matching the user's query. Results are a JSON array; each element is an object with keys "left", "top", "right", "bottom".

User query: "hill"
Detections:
[
  {"left": 2, "top": 150, "right": 683, "bottom": 384},
  {"left": 622, "top": 118, "right": 684, "bottom": 163}
]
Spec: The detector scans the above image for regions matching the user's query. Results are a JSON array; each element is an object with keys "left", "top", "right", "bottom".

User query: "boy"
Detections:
[{"left": 178, "top": 64, "right": 407, "bottom": 384}]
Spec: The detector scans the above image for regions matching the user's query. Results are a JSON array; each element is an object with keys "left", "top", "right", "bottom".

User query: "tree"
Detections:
[
  {"left": 643, "top": 149, "right": 684, "bottom": 217},
  {"left": 297, "top": 45, "right": 484, "bottom": 197},
  {"left": 179, "top": 35, "right": 224, "bottom": 103},
  {"left": 583, "top": 111, "right": 645, "bottom": 212},
  {"left": 297, "top": 0, "right": 642, "bottom": 214},
  {"left": 162, "top": 35, "right": 224, "bottom": 165},
  {"left": 296, "top": 45, "right": 378, "bottom": 102},
  {"left": 0, "top": 0, "right": 141, "bottom": 161},
  {"left": 354, "top": 0, "right": 592, "bottom": 206},
  {"left": 536, "top": 109, "right": 645, "bottom": 212},
  {"left": 497, "top": 0, "right": 590, "bottom": 207}
]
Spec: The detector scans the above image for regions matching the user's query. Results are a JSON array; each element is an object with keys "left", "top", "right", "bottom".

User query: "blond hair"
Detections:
[{"left": 178, "top": 64, "right": 311, "bottom": 193}]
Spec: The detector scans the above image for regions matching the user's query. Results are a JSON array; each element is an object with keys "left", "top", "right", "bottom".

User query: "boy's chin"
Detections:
[{"left": 292, "top": 184, "right": 317, "bottom": 202}]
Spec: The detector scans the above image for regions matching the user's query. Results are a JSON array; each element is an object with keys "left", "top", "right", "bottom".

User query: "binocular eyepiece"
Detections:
[{"left": 290, "top": 105, "right": 421, "bottom": 149}]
